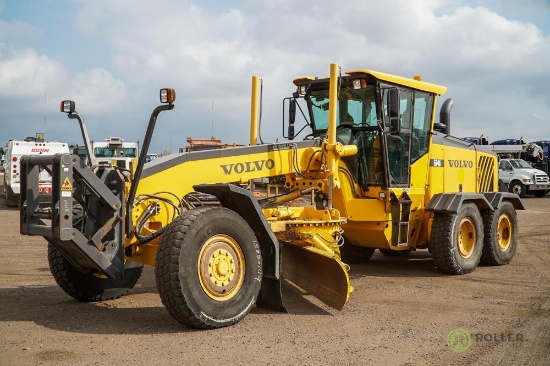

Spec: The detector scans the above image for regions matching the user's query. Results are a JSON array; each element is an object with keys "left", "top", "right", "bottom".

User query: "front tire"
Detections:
[
  {"left": 155, "top": 206, "right": 262, "bottom": 329},
  {"left": 481, "top": 202, "right": 518, "bottom": 265},
  {"left": 48, "top": 242, "right": 143, "bottom": 301},
  {"left": 534, "top": 190, "right": 546, "bottom": 198},
  {"left": 429, "top": 203, "right": 484, "bottom": 274},
  {"left": 509, "top": 181, "right": 526, "bottom": 198}
]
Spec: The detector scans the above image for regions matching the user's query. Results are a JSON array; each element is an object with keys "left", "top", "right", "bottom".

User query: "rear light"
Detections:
[{"left": 12, "top": 156, "right": 17, "bottom": 162}]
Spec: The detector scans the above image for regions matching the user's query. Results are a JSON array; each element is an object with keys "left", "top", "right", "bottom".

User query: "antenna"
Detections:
[
  {"left": 44, "top": 92, "right": 47, "bottom": 129},
  {"left": 211, "top": 98, "right": 214, "bottom": 137}
]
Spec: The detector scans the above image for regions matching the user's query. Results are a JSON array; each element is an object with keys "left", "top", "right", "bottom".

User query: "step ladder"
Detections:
[{"left": 390, "top": 191, "right": 412, "bottom": 247}]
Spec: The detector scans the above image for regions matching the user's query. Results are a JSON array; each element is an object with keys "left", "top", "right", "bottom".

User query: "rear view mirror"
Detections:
[
  {"left": 387, "top": 88, "right": 401, "bottom": 135},
  {"left": 288, "top": 99, "right": 296, "bottom": 140}
]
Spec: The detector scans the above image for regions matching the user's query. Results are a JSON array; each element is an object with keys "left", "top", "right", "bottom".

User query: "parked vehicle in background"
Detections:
[
  {"left": 531, "top": 140, "right": 550, "bottom": 154},
  {"left": 3, "top": 135, "right": 70, "bottom": 207},
  {"left": 490, "top": 138, "right": 525, "bottom": 145},
  {"left": 529, "top": 140, "right": 550, "bottom": 174},
  {"left": 69, "top": 143, "right": 88, "bottom": 163},
  {"left": 179, "top": 136, "right": 242, "bottom": 153},
  {"left": 462, "top": 136, "right": 488, "bottom": 145},
  {"left": 498, "top": 158, "right": 550, "bottom": 197},
  {"left": 145, "top": 153, "right": 160, "bottom": 163},
  {"left": 92, "top": 137, "right": 139, "bottom": 170}
]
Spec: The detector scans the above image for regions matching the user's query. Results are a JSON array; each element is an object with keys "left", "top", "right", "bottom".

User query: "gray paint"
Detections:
[{"left": 142, "top": 139, "right": 321, "bottom": 178}]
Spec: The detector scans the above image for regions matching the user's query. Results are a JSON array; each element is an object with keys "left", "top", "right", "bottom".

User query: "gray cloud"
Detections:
[{"left": 0, "top": 0, "right": 549, "bottom": 152}]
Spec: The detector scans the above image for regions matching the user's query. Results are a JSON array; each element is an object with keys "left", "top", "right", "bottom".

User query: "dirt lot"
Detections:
[{"left": 0, "top": 193, "right": 549, "bottom": 366}]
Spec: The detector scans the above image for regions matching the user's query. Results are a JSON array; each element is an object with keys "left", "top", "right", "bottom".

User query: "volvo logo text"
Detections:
[
  {"left": 448, "top": 160, "right": 473, "bottom": 168},
  {"left": 220, "top": 159, "right": 275, "bottom": 175}
]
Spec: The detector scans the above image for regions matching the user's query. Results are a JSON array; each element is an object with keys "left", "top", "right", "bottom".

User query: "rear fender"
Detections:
[
  {"left": 483, "top": 192, "right": 525, "bottom": 210},
  {"left": 426, "top": 192, "right": 525, "bottom": 214},
  {"left": 425, "top": 193, "right": 493, "bottom": 214}
]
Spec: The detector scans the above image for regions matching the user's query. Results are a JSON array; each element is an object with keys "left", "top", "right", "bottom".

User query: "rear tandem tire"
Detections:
[
  {"left": 429, "top": 203, "right": 484, "bottom": 275},
  {"left": 48, "top": 242, "right": 143, "bottom": 301},
  {"left": 480, "top": 202, "right": 518, "bottom": 265},
  {"left": 155, "top": 206, "right": 262, "bottom": 329}
]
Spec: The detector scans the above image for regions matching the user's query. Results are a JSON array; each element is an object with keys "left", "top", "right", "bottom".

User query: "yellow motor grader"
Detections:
[{"left": 19, "top": 64, "right": 523, "bottom": 329}]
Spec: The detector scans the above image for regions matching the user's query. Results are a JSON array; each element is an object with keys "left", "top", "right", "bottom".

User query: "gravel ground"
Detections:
[{"left": 0, "top": 191, "right": 549, "bottom": 366}]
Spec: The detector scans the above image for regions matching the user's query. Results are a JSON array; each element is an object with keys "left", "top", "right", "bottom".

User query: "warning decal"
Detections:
[{"left": 61, "top": 177, "right": 73, "bottom": 191}]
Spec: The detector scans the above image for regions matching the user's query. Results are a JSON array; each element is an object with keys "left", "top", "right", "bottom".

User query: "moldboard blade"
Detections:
[{"left": 281, "top": 243, "right": 351, "bottom": 310}]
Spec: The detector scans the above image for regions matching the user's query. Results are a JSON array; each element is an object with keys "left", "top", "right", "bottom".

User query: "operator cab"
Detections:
[{"left": 287, "top": 72, "right": 438, "bottom": 190}]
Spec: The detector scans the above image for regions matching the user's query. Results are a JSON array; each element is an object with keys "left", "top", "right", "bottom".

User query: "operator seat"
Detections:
[
  {"left": 335, "top": 126, "right": 354, "bottom": 145},
  {"left": 335, "top": 113, "right": 355, "bottom": 145},
  {"left": 335, "top": 120, "right": 357, "bottom": 179}
]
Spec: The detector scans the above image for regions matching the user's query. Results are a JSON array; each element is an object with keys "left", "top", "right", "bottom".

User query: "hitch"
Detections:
[{"left": 20, "top": 153, "right": 125, "bottom": 279}]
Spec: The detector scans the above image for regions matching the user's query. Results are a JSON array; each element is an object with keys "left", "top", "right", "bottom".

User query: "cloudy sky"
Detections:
[{"left": 1, "top": 0, "right": 549, "bottom": 154}]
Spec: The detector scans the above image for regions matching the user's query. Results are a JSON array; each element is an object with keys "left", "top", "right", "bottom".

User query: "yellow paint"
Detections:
[{"left": 123, "top": 63, "right": 501, "bottom": 312}]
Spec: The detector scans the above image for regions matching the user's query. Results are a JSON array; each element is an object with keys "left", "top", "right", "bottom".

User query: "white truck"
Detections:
[
  {"left": 472, "top": 142, "right": 550, "bottom": 198},
  {"left": 3, "top": 138, "right": 70, "bottom": 207},
  {"left": 92, "top": 137, "right": 139, "bottom": 170},
  {"left": 499, "top": 158, "right": 550, "bottom": 197}
]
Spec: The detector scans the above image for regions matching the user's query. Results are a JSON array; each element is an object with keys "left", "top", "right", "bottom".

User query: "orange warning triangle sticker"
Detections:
[{"left": 61, "top": 177, "right": 73, "bottom": 191}]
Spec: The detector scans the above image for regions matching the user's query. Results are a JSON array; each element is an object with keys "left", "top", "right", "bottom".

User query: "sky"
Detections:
[{"left": 1, "top": 0, "right": 549, "bottom": 154}]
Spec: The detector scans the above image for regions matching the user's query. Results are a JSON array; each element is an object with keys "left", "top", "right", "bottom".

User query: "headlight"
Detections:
[
  {"left": 160, "top": 88, "right": 176, "bottom": 104},
  {"left": 60, "top": 100, "right": 75, "bottom": 113}
]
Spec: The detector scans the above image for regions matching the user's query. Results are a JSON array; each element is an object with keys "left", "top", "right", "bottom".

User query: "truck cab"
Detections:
[
  {"left": 3, "top": 138, "right": 70, "bottom": 206},
  {"left": 92, "top": 137, "right": 139, "bottom": 170},
  {"left": 499, "top": 158, "right": 550, "bottom": 197}
]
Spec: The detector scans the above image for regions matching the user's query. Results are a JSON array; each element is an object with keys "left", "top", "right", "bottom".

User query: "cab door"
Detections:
[{"left": 499, "top": 160, "right": 514, "bottom": 184}]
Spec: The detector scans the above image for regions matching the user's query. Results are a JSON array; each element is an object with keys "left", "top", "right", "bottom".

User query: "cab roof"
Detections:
[{"left": 294, "top": 68, "right": 447, "bottom": 95}]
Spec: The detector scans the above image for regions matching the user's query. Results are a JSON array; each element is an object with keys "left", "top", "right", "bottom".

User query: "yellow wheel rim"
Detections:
[
  {"left": 457, "top": 218, "right": 476, "bottom": 258},
  {"left": 198, "top": 234, "right": 245, "bottom": 301},
  {"left": 497, "top": 214, "right": 512, "bottom": 251}
]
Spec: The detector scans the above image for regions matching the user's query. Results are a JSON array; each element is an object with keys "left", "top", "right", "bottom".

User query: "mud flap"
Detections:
[{"left": 282, "top": 243, "right": 352, "bottom": 310}]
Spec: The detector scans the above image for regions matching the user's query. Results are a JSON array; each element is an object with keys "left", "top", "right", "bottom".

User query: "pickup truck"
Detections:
[{"left": 499, "top": 158, "right": 550, "bottom": 197}]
